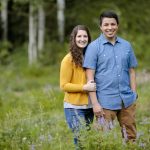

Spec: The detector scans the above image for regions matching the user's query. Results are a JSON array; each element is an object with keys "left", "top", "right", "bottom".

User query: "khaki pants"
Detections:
[{"left": 103, "top": 103, "right": 136, "bottom": 141}]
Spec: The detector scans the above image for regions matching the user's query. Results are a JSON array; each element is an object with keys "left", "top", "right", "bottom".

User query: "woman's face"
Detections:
[{"left": 75, "top": 30, "right": 88, "bottom": 49}]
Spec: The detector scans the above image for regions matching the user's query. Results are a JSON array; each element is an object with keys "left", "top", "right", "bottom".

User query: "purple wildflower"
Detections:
[{"left": 122, "top": 125, "right": 128, "bottom": 141}]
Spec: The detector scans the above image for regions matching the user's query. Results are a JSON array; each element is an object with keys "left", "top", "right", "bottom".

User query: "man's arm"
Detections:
[
  {"left": 86, "top": 69, "right": 104, "bottom": 117},
  {"left": 129, "top": 68, "right": 137, "bottom": 92}
]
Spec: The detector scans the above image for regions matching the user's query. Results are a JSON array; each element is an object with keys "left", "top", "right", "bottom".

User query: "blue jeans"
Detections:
[{"left": 64, "top": 108, "right": 94, "bottom": 146}]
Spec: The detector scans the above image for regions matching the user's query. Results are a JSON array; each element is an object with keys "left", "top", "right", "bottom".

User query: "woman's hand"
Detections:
[{"left": 83, "top": 82, "right": 96, "bottom": 91}]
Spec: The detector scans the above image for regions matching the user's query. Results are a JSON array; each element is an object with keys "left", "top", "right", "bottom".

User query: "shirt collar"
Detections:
[{"left": 99, "top": 34, "right": 121, "bottom": 44}]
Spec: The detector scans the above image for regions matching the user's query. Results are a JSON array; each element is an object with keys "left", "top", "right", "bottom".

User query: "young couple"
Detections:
[{"left": 60, "top": 10, "right": 138, "bottom": 148}]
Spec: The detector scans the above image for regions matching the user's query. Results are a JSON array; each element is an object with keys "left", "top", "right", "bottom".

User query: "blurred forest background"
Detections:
[
  {"left": 0, "top": 0, "right": 150, "bottom": 150},
  {"left": 0, "top": 0, "right": 150, "bottom": 69}
]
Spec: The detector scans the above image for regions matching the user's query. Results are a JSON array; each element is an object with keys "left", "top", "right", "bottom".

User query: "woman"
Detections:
[{"left": 60, "top": 25, "right": 96, "bottom": 147}]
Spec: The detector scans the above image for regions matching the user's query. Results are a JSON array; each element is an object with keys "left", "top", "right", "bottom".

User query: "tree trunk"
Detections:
[
  {"left": 57, "top": 0, "right": 65, "bottom": 43},
  {"left": 1, "top": 0, "right": 8, "bottom": 41},
  {"left": 38, "top": 5, "right": 45, "bottom": 52},
  {"left": 28, "top": 4, "right": 38, "bottom": 65}
]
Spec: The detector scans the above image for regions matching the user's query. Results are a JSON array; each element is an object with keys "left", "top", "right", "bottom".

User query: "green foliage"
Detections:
[
  {"left": 7, "top": 1, "right": 29, "bottom": 45},
  {"left": 0, "top": 49, "right": 150, "bottom": 149},
  {"left": 2, "top": 0, "right": 149, "bottom": 68},
  {"left": 0, "top": 41, "right": 12, "bottom": 64},
  {"left": 39, "top": 41, "right": 68, "bottom": 66},
  {"left": 0, "top": 1, "right": 150, "bottom": 148},
  {"left": 65, "top": 0, "right": 150, "bottom": 69}
]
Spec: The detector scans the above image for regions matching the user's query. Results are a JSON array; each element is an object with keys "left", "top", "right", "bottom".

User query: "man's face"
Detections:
[{"left": 100, "top": 17, "right": 118, "bottom": 40}]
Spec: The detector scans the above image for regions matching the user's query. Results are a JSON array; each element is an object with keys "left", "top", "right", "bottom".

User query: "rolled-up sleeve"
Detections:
[
  {"left": 83, "top": 42, "right": 98, "bottom": 70},
  {"left": 128, "top": 44, "right": 138, "bottom": 68}
]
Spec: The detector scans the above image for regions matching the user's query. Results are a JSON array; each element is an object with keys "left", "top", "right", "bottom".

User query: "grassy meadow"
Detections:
[{"left": 0, "top": 49, "right": 150, "bottom": 150}]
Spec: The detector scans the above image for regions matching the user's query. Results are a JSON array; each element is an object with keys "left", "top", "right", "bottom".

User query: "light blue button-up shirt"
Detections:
[{"left": 83, "top": 34, "right": 138, "bottom": 110}]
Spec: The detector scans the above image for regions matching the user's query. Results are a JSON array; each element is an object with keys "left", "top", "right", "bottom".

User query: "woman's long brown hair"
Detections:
[{"left": 69, "top": 25, "right": 91, "bottom": 67}]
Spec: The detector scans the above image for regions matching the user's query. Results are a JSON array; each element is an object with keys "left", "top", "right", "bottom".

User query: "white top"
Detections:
[{"left": 64, "top": 97, "right": 93, "bottom": 109}]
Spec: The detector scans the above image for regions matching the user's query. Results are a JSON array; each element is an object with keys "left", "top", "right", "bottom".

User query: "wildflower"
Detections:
[
  {"left": 136, "top": 131, "right": 144, "bottom": 139},
  {"left": 122, "top": 125, "right": 128, "bottom": 142},
  {"left": 30, "top": 144, "right": 35, "bottom": 150},
  {"left": 139, "top": 142, "right": 146, "bottom": 148},
  {"left": 108, "top": 121, "right": 114, "bottom": 129},
  {"left": 97, "top": 117, "right": 114, "bottom": 131},
  {"left": 22, "top": 137, "right": 27, "bottom": 142},
  {"left": 48, "top": 134, "right": 53, "bottom": 142},
  {"left": 39, "top": 135, "right": 45, "bottom": 141},
  {"left": 98, "top": 116, "right": 105, "bottom": 125}
]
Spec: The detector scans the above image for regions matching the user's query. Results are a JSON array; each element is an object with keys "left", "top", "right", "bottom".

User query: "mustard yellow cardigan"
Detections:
[{"left": 60, "top": 53, "right": 88, "bottom": 105}]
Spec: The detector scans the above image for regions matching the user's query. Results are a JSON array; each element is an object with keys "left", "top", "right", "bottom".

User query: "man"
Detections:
[{"left": 83, "top": 11, "right": 138, "bottom": 142}]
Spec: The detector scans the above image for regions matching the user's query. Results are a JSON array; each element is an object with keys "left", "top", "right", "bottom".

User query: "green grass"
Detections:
[{"left": 0, "top": 49, "right": 150, "bottom": 150}]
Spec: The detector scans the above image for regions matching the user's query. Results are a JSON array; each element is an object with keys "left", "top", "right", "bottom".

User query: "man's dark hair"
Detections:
[{"left": 99, "top": 11, "right": 119, "bottom": 26}]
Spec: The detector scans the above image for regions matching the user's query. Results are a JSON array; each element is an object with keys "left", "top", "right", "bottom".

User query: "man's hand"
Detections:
[{"left": 93, "top": 103, "right": 105, "bottom": 117}]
